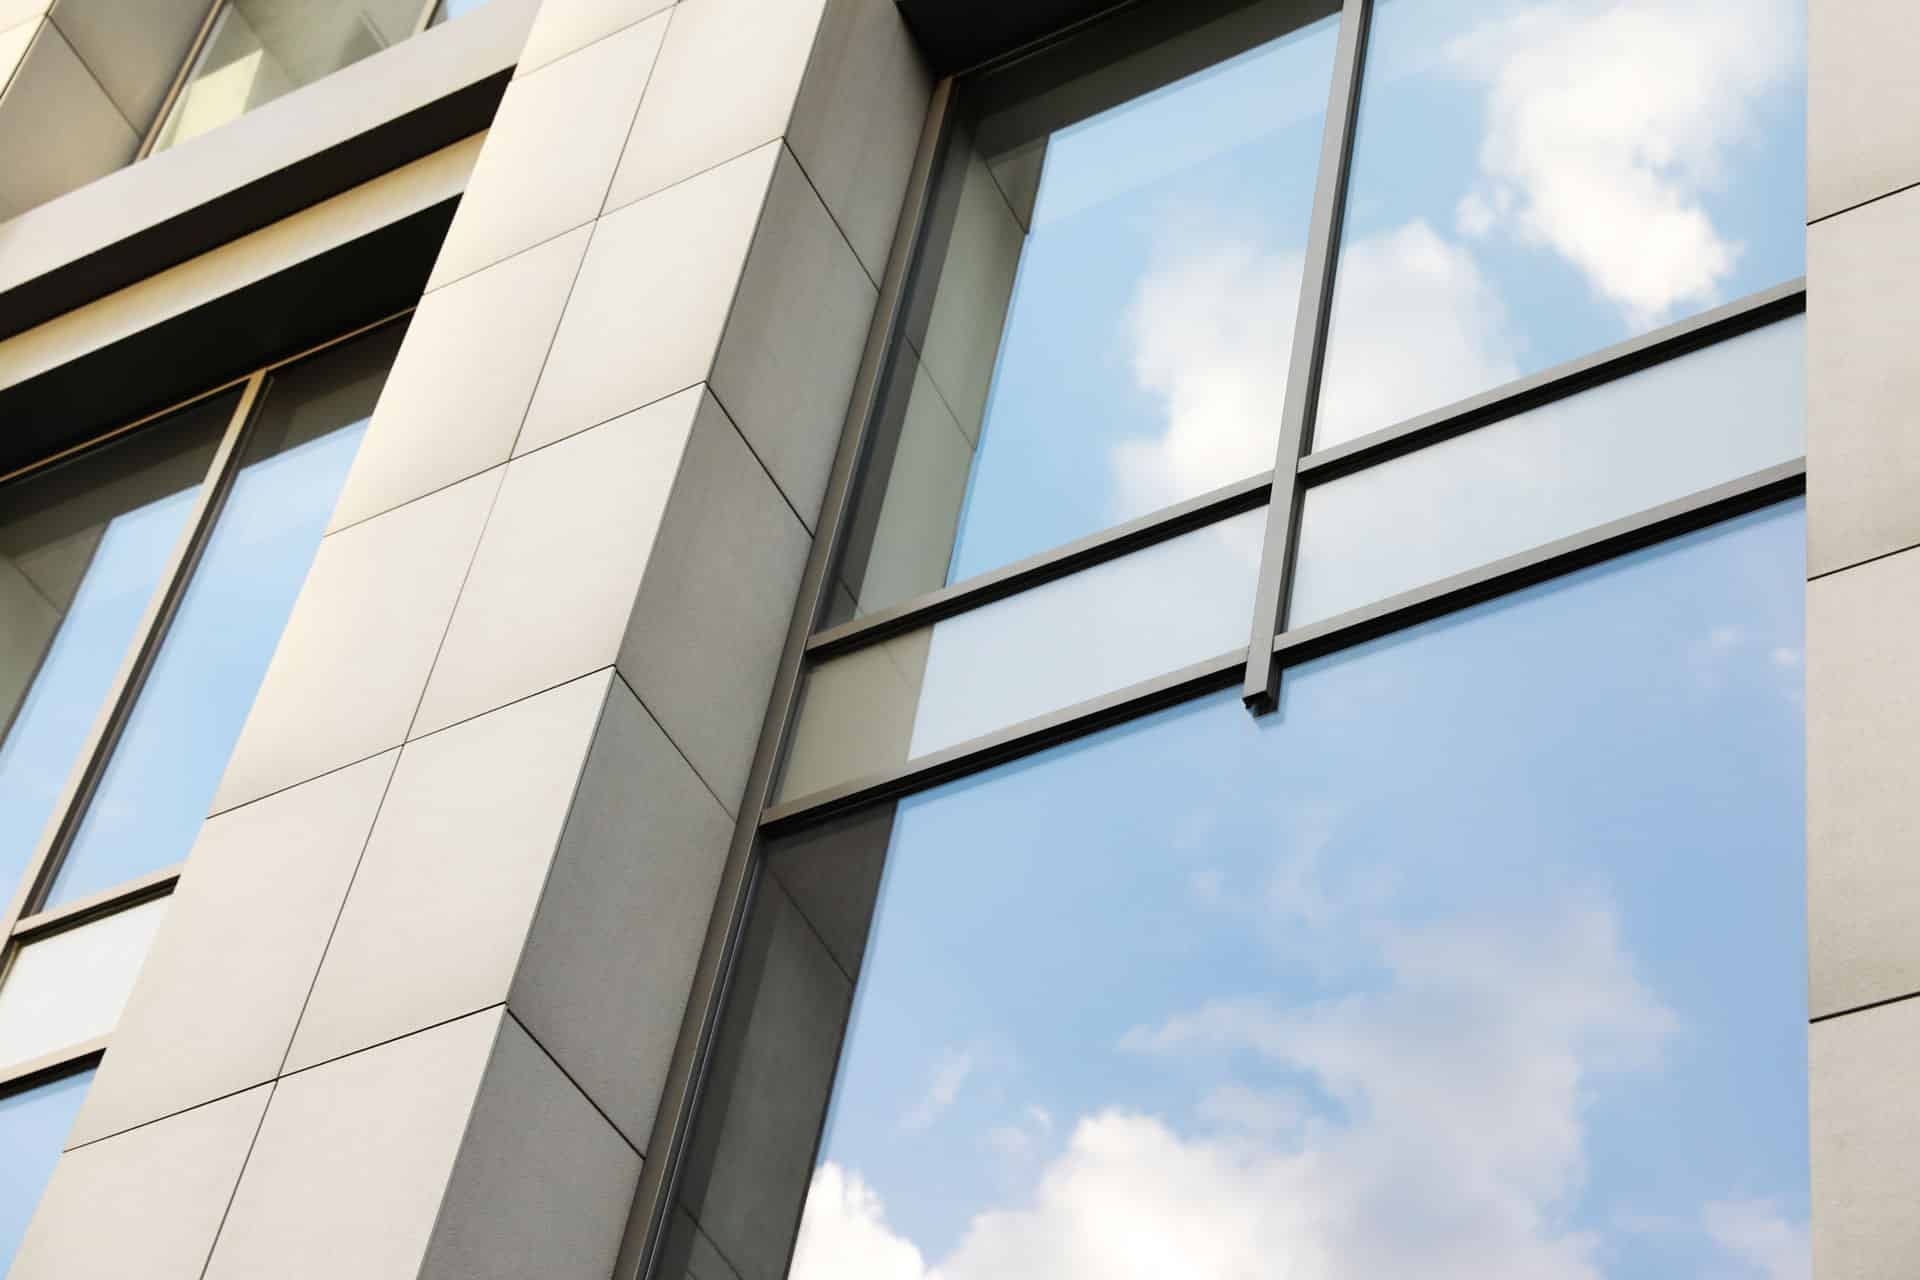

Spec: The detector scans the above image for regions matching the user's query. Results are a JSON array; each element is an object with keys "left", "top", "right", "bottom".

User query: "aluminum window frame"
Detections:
[
  {"left": 617, "top": 0, "right": 1810, "bottom": 1272},
  {"left": 0, "top": 309, "right": 411, "bottom": 1090}
]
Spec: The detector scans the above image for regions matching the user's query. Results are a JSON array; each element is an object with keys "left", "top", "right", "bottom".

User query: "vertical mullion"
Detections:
[
  {"left": 1241, "top": 0, "right": 1372, "bottom": 713},
  {"left": 0, "top": 371, "right": 267, "bottom": 947},
  {"left": 135, "top": 0, "right": 229, "bottom": 161}
]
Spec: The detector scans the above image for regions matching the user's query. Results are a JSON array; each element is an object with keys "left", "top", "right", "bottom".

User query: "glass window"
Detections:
[
  {"left": 431, "top": 0, "right": 494, "bottom": 22},
  {"left": 831, "top": 1, "right": 1339, "bottom": 616},
  {"left": 0, "top": 1067, "right": 92, "bottom": 1273},
  {"left": 0, "top": 398, "right": 233, "bottom": 900},
  {"left": 48, "top": 326, "right": 401, "bottom": 908},
  {"left": 1290, "top": 313, "right": 1804, "bottom": 627},
  {"left": 152, "top": 0, "right": 434, "bottom": 153},
  {"left": 1313, "top": 0, "right": 1806, "bottom": 449},
  {"left": 781, "top": 509, "right": 1263, "bottom": 802},
  {"left": 682, "top": 501, "right": 1807, "bottom": 1280},
  {"left": 0, "top": 898, "right": 168, "bottom": 1070}
]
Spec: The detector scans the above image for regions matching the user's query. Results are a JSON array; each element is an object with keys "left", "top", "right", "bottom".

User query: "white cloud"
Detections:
[
  {"left": 1449, "top": 0, "right": 1800, "bottom": 326},
  {"left": 1703, "top": 1199, "right": 1811, "bottom": 1280},
  {"left": 791, "top": 901, "right": 1707, "bottom": 1280},
  {"left": 902, "top": 1048, "right": 977, "bottom": 1133},
  {"left": 1116, "top": 218, "right": 1516, "bottom": 498}
]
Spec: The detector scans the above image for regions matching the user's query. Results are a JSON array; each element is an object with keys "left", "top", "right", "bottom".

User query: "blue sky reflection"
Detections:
[{"left": 787, "top": 502, "right": 1808, "bottom": 1280}]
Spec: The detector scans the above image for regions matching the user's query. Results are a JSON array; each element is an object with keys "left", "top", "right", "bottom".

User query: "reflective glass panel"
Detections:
[
  {"left": 432, "top": 0, "right": 492, "bottom": 22},
  {"left": 1290, "top": 314, "right": 1804, "bottom": 627},
  {"left": 0, "top": 897, "right": 168, "bottom": 1070},
  {"left": 1313, "top": 0, "right": 1807, "bottom": 449},
  {"left": 153, "top": 0, "right": 429, "bottom": 153},
  {"left": 0, "top": 398, "right": 231, "bottom": 900},
  {"left": 680, "top": 502, "right": 1806, "bottom": 1280},
  {"left": 0, "top": 1068, "right": 92, "bottom": 1272},
  {"left": 781, "top": 509, "right": 1262, "bottom": 802},
  {"left": 829, "top": 1, "right": 1338, "bottom": 619},
  {"left": 49, "top": 326, "right": 400, "bottom": 907}
]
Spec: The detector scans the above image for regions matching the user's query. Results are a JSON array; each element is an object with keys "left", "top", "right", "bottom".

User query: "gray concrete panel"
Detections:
[
  {"left": 11, "top": 1085, "right": 271, "bottom": 1280},
  {"left": 283, "top": 674, "right": 609, "bottom": 1072},
  {"left": 517, "top": 141, "right": 779, "bottom": 454},
  {"left": 411, "top": 389, "right": 701, "bottom": 736},
  {"left": 1812, "top": 1000, "right": 1920, "bottom": 1279},
  {"left": 426, "top": 12, "right": 667, "bottom": 290},
  {"left": 517, "top": 0, "right": 674, "bottom": 77},
  {"left": 787, "top": 0, "right": 931, "bottom": 280},
  {"left": 420, "top": 1014, "right": 641, "bottom": 1280},
  {"left": 204, "top": 1010, "right": 503, "bottom": 1280},
  {"left": 711, "top": 145, "right": 877, "bottom": 528},
  {"left": 1807, "top": 188, "right": 1920, "bottom": 576},
  {"left": 49, "top": 0, "right": 207, "bottom": 133},
  {"left": 1810, "top": 0, "right": 1920, "bottom": 220},
  {"left": 330, "top": 225, "right": 590, "bottom": 533},
  {"left": 0, "top": 21, "right": 137, "bottom": 221},
  {"left": 618, "top": 391, "right": 810, "bottom": 811},
  {"left": 510, "top": 675, "right": 733, "bottom": 1149},
  {"left": 1808, "top": 546, "right": 1920, "bottom": 1017},
  {"left": 212, "top": 465, "right": 501, "bottom": 815},
  {"left": 602, "top": 0, "right": 827, "bottom": 214},
  {"left": 69, "top": 752, "right": 399, "bottom": 1147}
]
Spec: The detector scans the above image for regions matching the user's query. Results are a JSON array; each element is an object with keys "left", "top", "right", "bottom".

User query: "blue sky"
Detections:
[
  {"left": 935, "top": 0, "right": 1806, "bottom": 586},
  {"left": 790, "top": 500, "right": 1807, "bottom": 1279}
]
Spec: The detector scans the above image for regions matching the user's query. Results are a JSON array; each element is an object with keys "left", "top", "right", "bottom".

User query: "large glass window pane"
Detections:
[
  {"left": 830, "top": 1, "right": 1338, "bottom": 618},
  {"left": 781, "top": 509, "right": 1262, "bottom": 802},
  {"left": 1290, "top": 313, "right": 1803, "bottom": 627},
  {"left": 152, "top": 0, "right": 429, "bottom": 153},
  {"left": 48, "top": 326, "right": 401, "bottom": 908},
  {"left": 0, "top": 398, "right": 232, "bottom": 901},
  {"left": 1313, "top": 0, "right": 1806, "bottom": 449},
  {"left": 0, "top": 897, "right": 168, "bottom": 1070},
  {"left": 682, "top": 501, "right": 1806, "bottom": 1280},
  {"left": 0, "top": 1067, "right": 92, "bottom": 1272}
]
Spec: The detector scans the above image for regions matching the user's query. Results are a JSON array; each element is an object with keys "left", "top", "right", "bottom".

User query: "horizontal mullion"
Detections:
[
  {"left": 761, "top": 648, "right": 1246, "bottom": 834},
  {"left": 764, "top": 461, "right": 1802, "bottom": 833},
  {"left": 807, "top": 472, "right": 1272, "bottom": 660},
  {"left": 11, "top": 864, "right": 183, "bottom": 945},
  {"left": 1297, "top": 279, "right": 1807, "bottom": 486},
  {"left": 1274, "top": 459, "right": 1806, "bottom": 668},
  {"left": 0, "top": 1037, "right": 107, "bottom": 1096}
]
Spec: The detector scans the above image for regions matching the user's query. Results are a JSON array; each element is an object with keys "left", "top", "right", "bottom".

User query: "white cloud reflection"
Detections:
[{"left": 789, "top": 897, "right": 1803, "bottom": 1279}]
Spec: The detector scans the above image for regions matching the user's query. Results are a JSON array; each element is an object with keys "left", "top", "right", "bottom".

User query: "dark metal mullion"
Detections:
[
  {"left": 612, "top": 78, "right": 961, "bottom": 1280},
  {"left": 1242, "top": 0, "right": 1371, "bottom": 713},
  {"left": 1296, "top": 279, "right": 1807, "bottom": 486},
  {"left": 0, "top": 1038, "right": 106, "bottom": 1098},
  {"left": 10, "top": 865, "right": 182, "bottom": 946},
  {"left": 808, "top": 470, "right": 1272, "bottom": 658},
  {"left": 763, "top": 460, "right": 1804, "bottom": 837},
  {"left": 0, "top": 372, "right": 266, "bottom": 947}
]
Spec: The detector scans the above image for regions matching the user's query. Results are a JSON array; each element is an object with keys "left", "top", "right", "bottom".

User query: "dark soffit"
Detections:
[{"left": 894, "top": 0, "right": 1140, "bottom": 73}]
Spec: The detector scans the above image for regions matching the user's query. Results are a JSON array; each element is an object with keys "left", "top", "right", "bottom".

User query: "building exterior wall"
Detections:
[{"left": 1807, "top": 1, "right": 1920, "bottom": 1275}]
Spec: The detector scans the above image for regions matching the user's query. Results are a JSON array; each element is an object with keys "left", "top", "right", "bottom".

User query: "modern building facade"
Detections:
[{"left": 0, "top": 0, "right": 1898, "bottom": 1276}]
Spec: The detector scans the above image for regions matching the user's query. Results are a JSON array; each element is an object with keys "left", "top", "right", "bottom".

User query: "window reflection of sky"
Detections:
[
  {"left": 0, "top": 1068, "right": 91, "bottom": 1272},
  {"left": 941, "top": 0, "right": 1804, "bottom": 581},
  {"left": 791, "top": 502, "right": 1807, "bottom": 1280}
]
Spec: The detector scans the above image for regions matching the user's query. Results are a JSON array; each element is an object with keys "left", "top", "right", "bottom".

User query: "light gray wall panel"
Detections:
[
  {"left": 330, "top": 225, "right": 590, "bottom": 532},
  {"left": 420, "top": 1014, "right": 641, "bottom": 1280},
  {"left": 1810, "top": 0, "right": 1920, "bottom": 220},
  {"left": 1812, "top": 999, "right": 1920, "bottom": 1280},
  {"left": 283, "top": 675, "right": 609, "bottom": 1072},
  {"left": 69, "top": 752, "right": 398, "bottom": 1147},
  {"left": 518, "top": 140, "right": 779, "bottom": 453},
  {"left": 517, "top": 0, "right": 673, "bottom": 76},
  {"left": 204, "top": 1010, "right": 502, "bottom": 1280},
  {"left": 12, "top": 1085, "right": 271, "bottom": 1280},
  {"left": 50, "top": 0, "right": 207, "bottom": 132},
  {"left": 426, "top": 12, "right": 667, "bottom": 290},
  {"left": 0, "top": 21, "right": 137, "bottom": 221},
  {"left": 710, "top": 145, "right": 877, "bottom": 528},
  {"left": 212, "top": 466, "right": 501, "bottom": 813},
  {"left": 510, "top": 674, "right": 733, "bottom": 1148},
  {"left": 412, "top": 390, "right": 701, "bottom": 736},
  {"left": 1807, "top": 187, "right": 1920, "bottom": 576}
]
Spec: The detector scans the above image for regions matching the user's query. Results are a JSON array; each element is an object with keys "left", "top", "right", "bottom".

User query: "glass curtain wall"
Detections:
[
  {"left": 149, "top": 0, "right": 494, "bottom": 155},
  {"left": 654, "top": 1, "right": 1810, "bottom": 1279},
  {"left": 0, "top": 320, "right": 404, "bottom": 1272}
]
